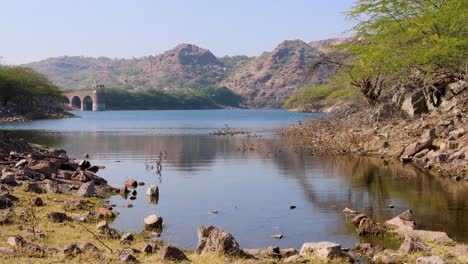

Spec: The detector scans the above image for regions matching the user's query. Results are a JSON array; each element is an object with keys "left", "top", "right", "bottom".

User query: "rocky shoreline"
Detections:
[
  {"left": 285, "top": 83, "right": 467, "bottom": 180},
  {"left": 0, "top": 106, "right": 76, "bottom": 123},
  {"left": 0, "top": 140, "right": 467, "bottom": 263}
]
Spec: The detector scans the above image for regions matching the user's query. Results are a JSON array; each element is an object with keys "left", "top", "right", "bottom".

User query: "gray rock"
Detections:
[
  {"left": 399, "top": 235, "right": 429, "bottom": 254},
  {"left": 372, "top": 252, "right": 401, "bottom": 263},
  {"left": 141, "top": 243, "right": 153, "bottom": 254},
  {"left": 416, "top": 255, "right": 446, "bottom": 264},
  {"left": 196, "top": 225, "right": 242, "bottom": 256},
  {"left": 7, "top": 235, "right": 26, "bottom": 247},
  {"left": 14, "top": 159, "right": 27, "bottom": 168},
  {"left": 120, "top": 233, "right": 134, "bottom": 242},
  {"left": 283, "top": 255, "right": 302, "bottom": 263},
  {"left": 159, "top": 245, "right": 189, "bottom": 262},
  {"left": 47, "top": 212, "right": 68, "bottom": 223},
  {"left": 0, "top": 195, "right": 13, "bottom": 209},
  {"left": 300, "top": 242, "right": 342, "bottom": 258},
  {"left": 342, "top": 207, "right": 358, "bottom": 215},
  {"left": 446, "top": 80, "right": 466, "bottom": 99},
  {"left": 385, "top": 210, "right": 415, "bottom": 230},
  {"left": 117, "top": 251, "right": 138, "bottom": 263},
  {"left": 145, "top": 185, "right": 159, "bottom": 196},
  {"left": 144, "top": 214, "right": 163, "bottom": 230},
  {"left": 32, "top": 197, "right": 43, "bottom": 206},
  {"left": 400, "top": 90, "right": 428, "bottom": 117},
  {"left": 96, "top": 220, "right": 108, "bottom": 232},
  {"left": 280, "top": 248, "right": 298, "bottom": 258},
  {"left": 76, "top": 181, "right": 95, "bottom": 197},
  {"left": 0, "top": 170, "right": 16, "bottom": 184},
  {"left": 422, "top": 128, "right": 436, "bottom": 141}
]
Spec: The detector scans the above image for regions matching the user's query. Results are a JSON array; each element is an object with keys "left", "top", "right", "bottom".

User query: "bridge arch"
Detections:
[
  {"left": 63, "top": 84, "right": 106, "bottom": 111},
  {"left": 83, "top": 96, "right": 93, "bottom": 111},
  {"left": 71, "top": 96, "right": 81, "bottom": 109}
]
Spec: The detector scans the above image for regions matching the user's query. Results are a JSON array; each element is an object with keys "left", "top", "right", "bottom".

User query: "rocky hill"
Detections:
[{"left": 25, "top": 39, "right": 344, "bottom": 107}]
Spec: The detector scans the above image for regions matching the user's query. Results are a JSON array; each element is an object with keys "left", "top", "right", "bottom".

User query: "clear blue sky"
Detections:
[{"left": 1, "top": 0, "right": 354, "bottom": 64}]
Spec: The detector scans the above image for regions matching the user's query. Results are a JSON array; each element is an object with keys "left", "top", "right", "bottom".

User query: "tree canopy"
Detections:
[{"left": 344, "top": 0, "right": 467, "bottom": 79}]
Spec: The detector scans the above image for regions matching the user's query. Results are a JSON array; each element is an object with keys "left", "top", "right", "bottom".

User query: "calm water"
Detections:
[{"left": 2, "top": 110, "right": 467, "bottom": 249}]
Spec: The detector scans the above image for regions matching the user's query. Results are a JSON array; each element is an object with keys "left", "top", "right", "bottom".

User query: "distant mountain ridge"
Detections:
[{"left": 25, "top": 38, "right": 347, "bottom": 107}]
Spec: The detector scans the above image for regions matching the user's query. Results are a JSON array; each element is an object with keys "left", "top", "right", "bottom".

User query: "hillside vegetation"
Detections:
[
  {"left": 105, "top": 86, "right": 243, "bottom": 110},
  {"left": 25, "top": 40, "right": 345, "bottom": 108},
  {"left": 0, "top": 66, "right": 71, "bottom": 121}
]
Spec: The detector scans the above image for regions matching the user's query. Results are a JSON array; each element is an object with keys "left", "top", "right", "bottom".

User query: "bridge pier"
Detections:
[{"left": 64, "top": 83, "right": 106, "bottom": 111}]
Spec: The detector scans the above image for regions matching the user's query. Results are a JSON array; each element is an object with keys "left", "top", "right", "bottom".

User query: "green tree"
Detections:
[
  {"left": 336, "top": 0, "right": 467, "bottom": 104},
  {"left": 0, "top": 66, "right": 62, "bottom": 110}
]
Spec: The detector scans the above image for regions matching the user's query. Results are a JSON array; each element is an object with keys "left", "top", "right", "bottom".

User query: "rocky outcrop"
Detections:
[
  {"left": 159, "top": 245, "right": 189, "bottom": 262},
  {"left": 196, "top": 225, "right": 242, "bottom": 256},
  {"left": 299, "top": 242, "right": 342, "bottom": 258}
]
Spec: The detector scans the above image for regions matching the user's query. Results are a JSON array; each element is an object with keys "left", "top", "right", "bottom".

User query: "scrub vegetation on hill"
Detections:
[
  {"left": 0, "top": 66, "right": 71, "bottom": 121},
  {"left": 105, "top": 86, "right": 243, "bottom": 110}
]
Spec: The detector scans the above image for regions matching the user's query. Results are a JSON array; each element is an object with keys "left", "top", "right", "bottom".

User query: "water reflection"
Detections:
[{"left": 11, "top": 130, "right": 468, "bottom": 248}]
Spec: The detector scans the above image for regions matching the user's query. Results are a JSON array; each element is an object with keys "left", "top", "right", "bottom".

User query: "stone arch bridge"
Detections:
[{"left": 63, "top": 84, "right": 106, "bottom": 111}]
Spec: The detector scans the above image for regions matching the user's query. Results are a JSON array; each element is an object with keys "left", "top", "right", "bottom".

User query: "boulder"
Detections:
[
  {"left": 87, "top": 165, "right": 99, "bottom": 173},
  {"left": 159, "top": 245, "right": 189, "bottom": 262},
  {"left": 47, "top": 212, "right": 68, "bottom": 223},
  {"left": 7, "top": 235, "right": 26, "bottom": 247},
  {"left": 283, "top": 255, "right": 302, "bottom": 263},
  {"left": 30, "top": 160, "right": 59, "bottom": 177},
  {"left": 76, "top": 181, "right": 95, "bottom": 197},
  {"left": 342, "top": 207, "right": 358, "bottom": 215},
  {"left": 372, "top": 252, "right": 402, "bottom": 263},
  {"left": 397, "top": 229, "right": 453, "bottom": 243},
  {"left": 445, "top": 80, "right": 466, "bottom": 99},
  {"left": 96, "top": 220, "right": 108, "bottom": 233},
  {"left": 350, "top": 214, "right": 367, "bottom": 227},
  {"left": 14, "top": 159, "right": 27, "bottom": 168},
  {"left": 385, "top": 210, "right": 415, "bottom": 230},
  {"left": 0, "top": 195, "right": 13, "bottom": 209},
  {"left": 141, "top": 243, "right": 153, "bottom": 254},
  {"left": 71, "top": 171, "right": 107, "bottom": 185},
  {"left": 280, "top": 248, "right": 298, "bottom": 258},
  {"left": 32, "top": 197, "right": 43, "bottom": 207},
  {"left": 78, "top": 160, "right": 91, "bottom": 170},
  {"left": 95, "top": 206, "right": 115, "bottom": 218},
  {"left": 196, "top": 225, "right": 242, "bottom": 256},
  {"left": 120, "top": 233, "right": 134, "bottom": 242},
  {"left": 401, "top": 140, "right": 432, "bottom": 161},
  {"left": 0, "top": 170, "right": 16, "bottom": 184},
  {"left": 399, "top": 235, "right": 429, "bottom": 254},
  {"left": 145, "top": 185, "right": 159, "bottom": 196},
  {"left": 448, "top": 128, "right": 465, "bottom": 139},
  {"left": 299, "top": 242, "right": 342, "bottom": 258},
  {"left": 400, "top": 90, "right": 428, "bottom": 117},
  {"left": 117, "top": 251, "right": 138, "bottom": 263},
  {"left": 421, "top": 128, "right": 436, "bottom": 141},
  {"left": 357, "top": 217, "right": 387, "bottom": 235},
  {"left": 124, "top": 179, "right": 138, "bottom": 188},
  {"left": 416, "top": 255, "right": 446, "bottom": 264},
  {"left": 144, "top": 214, "right": 163, "bottom": 229}
]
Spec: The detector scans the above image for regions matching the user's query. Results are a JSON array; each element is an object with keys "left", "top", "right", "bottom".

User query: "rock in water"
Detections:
[
  {"left": 159, "top": 245, "right": 189, "bottom": 262},
  {"left": 78, "top": 160, "right": 91, "bottom": 170},
  {"left": 300, "top": 242, "right": 342, "bottom": 258},
  {"left": 144, "top": 214, "right": 163, "bottom": 229},
  {"left": 76, "top": 181, "right": 95, "bottom": 197},
  {"left": 145, "top": 185, "right": 159, "bottom": 196},
  {"left": 87, "top": 165, "right": 99, "bottom": 173},
  {"left": 124, "top": 179, "right": 138, "bottom": 188},
  {"left": 385, "top": 210, "right": 415, "bottom": 230},
  {"left": 196, "top": 225, "right": 242, "bottom": 256}
]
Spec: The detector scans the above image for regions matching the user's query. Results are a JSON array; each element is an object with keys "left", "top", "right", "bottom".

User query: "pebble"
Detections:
[
  {"left": 289, "top": 205, "right": 296, "bottom": 209},
  {"left": 273, "top": 234, "right": 283, "bottom": 239}
]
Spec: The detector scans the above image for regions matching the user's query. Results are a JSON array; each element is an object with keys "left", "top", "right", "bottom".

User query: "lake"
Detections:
[{"left": 1, "top": 110, "right": 467, "bottom": 249}]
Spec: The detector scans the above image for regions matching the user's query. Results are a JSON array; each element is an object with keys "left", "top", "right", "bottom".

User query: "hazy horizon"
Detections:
[{"left": 1, "top": 0, "right": 353, "bottom": 65}]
